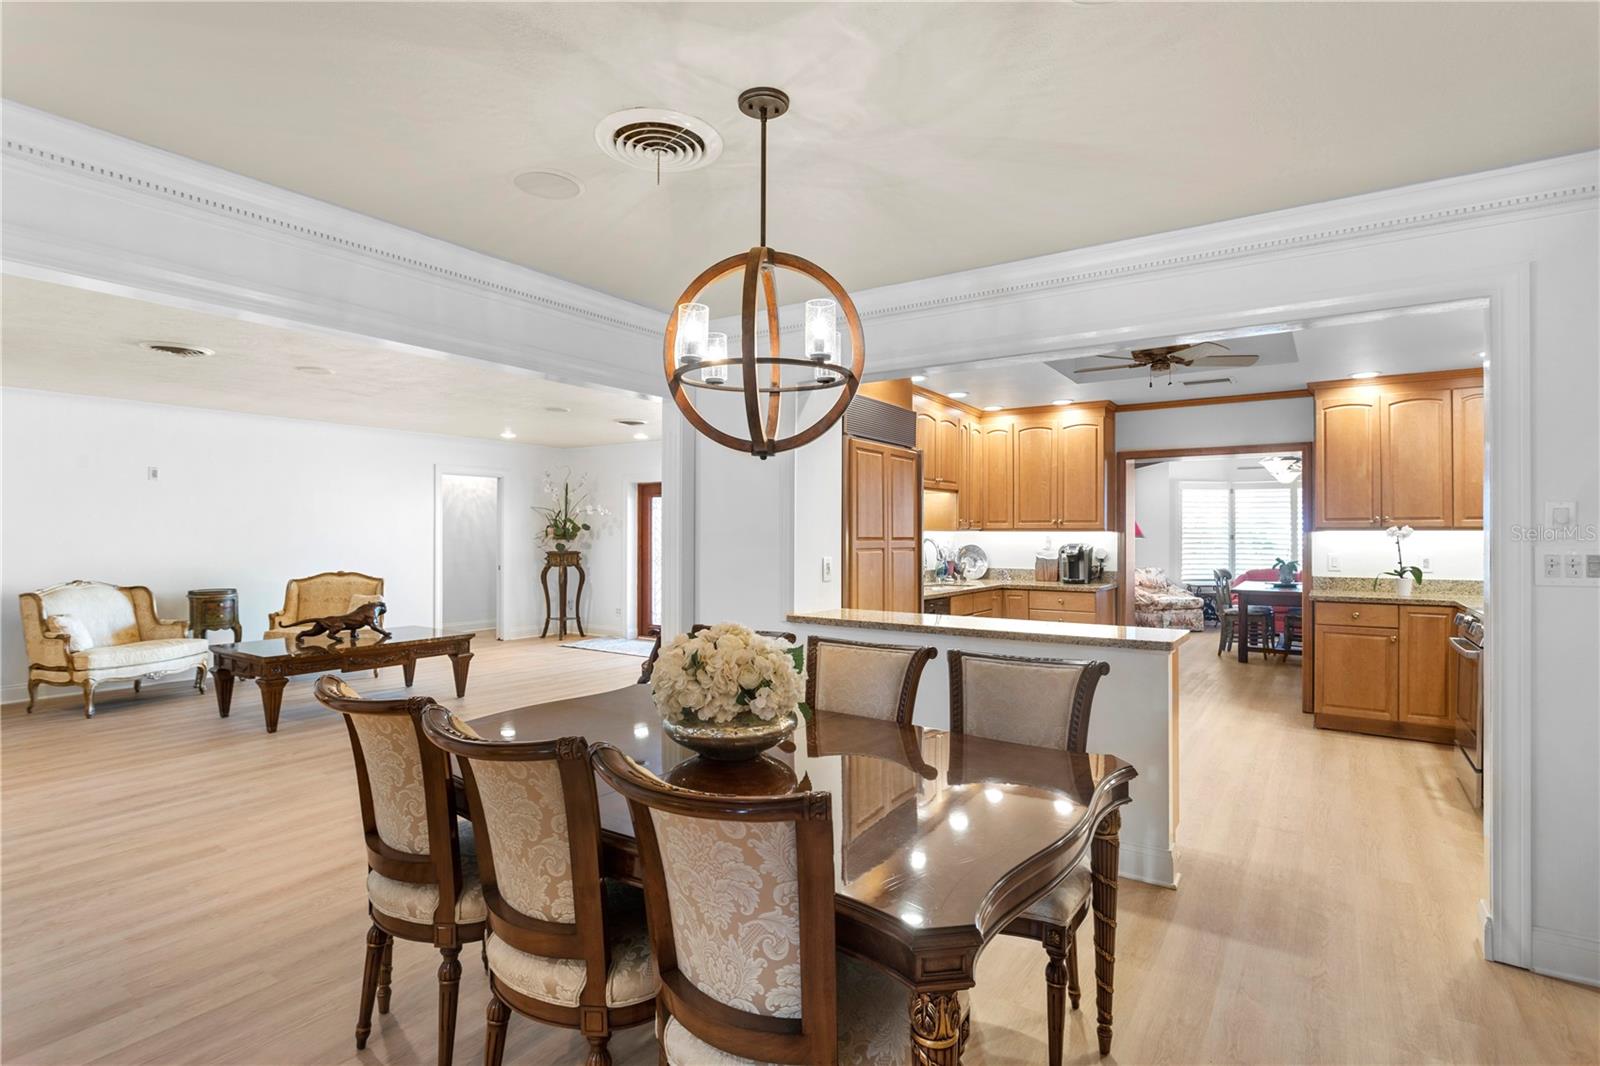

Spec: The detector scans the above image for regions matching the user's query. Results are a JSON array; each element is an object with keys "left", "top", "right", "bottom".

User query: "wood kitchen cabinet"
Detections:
[
  {"left": 1313, "top": 600, "right": 1454, "bottom": 742},
  {"left": 1311, "top": 370, "right": 1483, "bottom": 530},
  {"left": 913, "top": 393, "right": 963, "bottom": 492},
  {"left": 1057, "top": 405, "right": 1109, "bottom": 529},
  {"left": 981, "top": 422, "right": 1015, "bottom": 529},
  {"left": 1028, "top": 587, "right": 1114, "bottom": 624},
  {"left": 948, "top": 589, "right": 1002, "bottom": 617},
  {"left": 844, "top": 437, "right": 922, "bottom": 614},
  {"left": 1002, "top": 589, "right": 1029, "bottom": 619},
  {"left": 958, "top": 422, "right": 984, "bottom": 529},
  {"left": 1014, "top": 416, "right": 1059, "bottom": 529}
]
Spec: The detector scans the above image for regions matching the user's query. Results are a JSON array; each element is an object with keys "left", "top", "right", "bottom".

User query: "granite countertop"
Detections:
[
  {"left": 786, "top": 608, "right": 1187, "bottom": 651},
  {"left": 1309, "top": 586, "right": 1484, "bottom": 618},
  {"left": 921, "top": 576, "right": 1119, "bottom": 601}
]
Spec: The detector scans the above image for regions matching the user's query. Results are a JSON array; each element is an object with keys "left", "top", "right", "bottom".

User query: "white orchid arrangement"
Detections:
[
  {"left": 534, "top": 468, "right": 611, "bottom": 550},
  {"left": 1375, "top": 524, "right": 1424, "bottom": 589},
  {"left": 650, "top": 623, "right": 804, "bottom": 725}
]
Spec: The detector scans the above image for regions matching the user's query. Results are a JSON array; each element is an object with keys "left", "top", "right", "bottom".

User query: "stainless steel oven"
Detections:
[{"left": 1450, "top": 611, "right": 1484, "bottom": 811}]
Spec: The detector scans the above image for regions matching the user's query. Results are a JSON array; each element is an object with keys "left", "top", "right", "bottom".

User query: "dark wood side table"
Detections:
[
  {"left": 539, "top": 550, "right": 587, "bottom": 639},
  {"left": 187, "top": 588, "right": 242, "bottom": 643},
  {"left": 211, "top": 626, "right": 474, "bottom": 733}
]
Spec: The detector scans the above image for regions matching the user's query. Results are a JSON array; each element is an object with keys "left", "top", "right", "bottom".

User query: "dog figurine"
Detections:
[{"left": 292, "top": 600, "right": 391, "bottom": 644}]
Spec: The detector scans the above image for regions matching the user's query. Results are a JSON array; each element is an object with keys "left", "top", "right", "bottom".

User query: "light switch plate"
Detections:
[
  {"left": 1545, "top": 500, "right": 1578, "bottom": 529},
  {"left": 821, "top": 556, "right": 834, "bottom": 582},
  {"left": 1327, "top": 554, "right": 1341, "bottom": 572}
]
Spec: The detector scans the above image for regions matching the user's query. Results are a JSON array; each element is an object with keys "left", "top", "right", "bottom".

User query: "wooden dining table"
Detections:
[
  {"left": 1231, "top": 580, "right": 1304, "bottom": 662},
  {"left": 474, "top": 684, "right": 1136, "bottom": 1064}
]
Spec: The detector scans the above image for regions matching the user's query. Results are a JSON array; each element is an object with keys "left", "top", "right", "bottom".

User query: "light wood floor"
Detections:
[{"left": 2, "top": 635, "right": 1595, "bottom": 1065}]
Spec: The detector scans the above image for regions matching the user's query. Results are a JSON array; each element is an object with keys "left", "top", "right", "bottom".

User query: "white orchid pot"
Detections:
[{"left": 1396, "top": 574, "right": 1415, "bottom": 597}]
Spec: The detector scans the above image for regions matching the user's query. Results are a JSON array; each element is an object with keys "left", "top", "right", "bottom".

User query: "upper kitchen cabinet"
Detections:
[
  {"left": 1057, "top": 404, "right": 1110, "bottom": 530},
  {"left": 981, "top": 421, "right": 1015, "bottom": 528},
  {"left": 913, "top": 393, "right": 963, "bottom": 491},
  {"left": 959, "top": 421, "right": 984, "bottom": 529},
  {"left": 1013, "top": 415, "right": 1059, "bottom": 529},
  {"left": 1311, "top": 370, "right": 1482, "bottom": 530}
]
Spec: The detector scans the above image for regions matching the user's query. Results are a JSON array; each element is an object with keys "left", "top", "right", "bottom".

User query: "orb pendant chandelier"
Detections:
[{"left": 663, "top": 87, "right": 865, "bottom": 460}]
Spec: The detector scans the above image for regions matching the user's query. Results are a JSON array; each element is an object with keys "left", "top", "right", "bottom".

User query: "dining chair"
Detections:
[
  {"left": 313, "top": 676, "right": 486, "bottom": 1066},
  {"left": 946, "top": 650, "right": 1110, "bottom": 1066},
  {"left": 1211, "top": 568, "right": 1273, "bottom": 657},
  {"left": 640, "top": 628, "right": 799, "bottom": 684},
  {"left": 1274, "top": 609, "right": 1304, "bottom": 662},
  {"left": 418, "top": 707, "right": 657, "bottom": 1066},
  {"left": 805, "top": 635, "right": 937, "bottom": 724},
  {"left": 589, "top": 741, "right": 951, "bottom": 1066}
]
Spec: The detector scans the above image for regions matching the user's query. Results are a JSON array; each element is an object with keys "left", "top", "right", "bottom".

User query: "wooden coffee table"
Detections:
[{"left": 210, "top": 626, "right": 474, "bottom": 733}]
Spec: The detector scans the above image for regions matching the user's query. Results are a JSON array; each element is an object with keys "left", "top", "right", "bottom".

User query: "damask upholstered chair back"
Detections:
[
  {"left": 805, "top": 635, "right": 937, "bottom": 725},
  {"left": 314, "top": 677, "right": 472, "bottom": 924},
  {"left": 590, "top": 742, "right": 840, "bottom": 1065},
  {"left": 947, "top": 651, "right": 1110, "bottom": 754},
  {"left": 267, "top": 571, "right": 385, "bottom": 638}
]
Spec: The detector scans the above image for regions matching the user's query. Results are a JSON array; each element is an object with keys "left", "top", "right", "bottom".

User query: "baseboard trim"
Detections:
[
  {"left": 1118, "top": 839, "right": 1178, "bottom": 889},
  {"left": 1530, "top": 925, "right": 1600, "bottom": 988}
]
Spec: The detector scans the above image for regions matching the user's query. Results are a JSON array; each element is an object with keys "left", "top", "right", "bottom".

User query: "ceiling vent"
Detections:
[
  {"left": 615, "top": 418, "right": 647, "bottom": 427},
  {"left": 1183, "top": 377, "right": 1233, "bottom": 387},
  {"left": 595, "top": 108, "right": 722, "bottom": 175},
  {"left": 140, "top": 342, "right": 213, "bottom": 359}
]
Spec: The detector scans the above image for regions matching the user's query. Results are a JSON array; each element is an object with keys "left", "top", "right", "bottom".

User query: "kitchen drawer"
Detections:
[
  {"left": 1029, "top": 589, "right": 1100, "bottom": 614},
  {"left": 1030, "top": 608, "right": 1099, "bottom": 625},
  {"left": 1316, "top": 602, "right": 1398, "bottom": 628}
]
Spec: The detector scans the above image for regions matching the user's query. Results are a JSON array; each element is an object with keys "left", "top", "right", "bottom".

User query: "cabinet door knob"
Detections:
[
  {"left": 1390, "top": 635, "right": 1398, "bottom": 643},
  {"left": 1351, "top": 611, "right": 1360, "bottom": 619}
]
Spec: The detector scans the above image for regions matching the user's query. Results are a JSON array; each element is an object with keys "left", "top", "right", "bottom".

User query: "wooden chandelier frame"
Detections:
[{"left": 661, "top": 88, "right": 865, "bottom": 459}]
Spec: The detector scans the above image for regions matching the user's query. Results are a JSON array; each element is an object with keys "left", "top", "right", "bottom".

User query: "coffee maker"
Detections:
[{"left": 1058, "top": 543, "right": 1092, "bottom": 584}]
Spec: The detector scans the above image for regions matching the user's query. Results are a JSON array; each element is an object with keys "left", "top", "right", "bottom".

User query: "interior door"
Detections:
[
  {"left": 635, "top": 481, "right": 662, "bottom": 635},
  {"left": 845, "top": 437, "right": 922, "bottom": 613}
]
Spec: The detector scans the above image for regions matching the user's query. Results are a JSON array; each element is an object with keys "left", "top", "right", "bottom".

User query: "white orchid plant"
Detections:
[
  {"left": 1375, "top": 524, "right": 1424, "bottom": 589},
  {"left": 650, "top": 623, "right": 805, "bottom": 725},
  {"left": 534, "top": 468, "right": 610, "bottom": 551}
]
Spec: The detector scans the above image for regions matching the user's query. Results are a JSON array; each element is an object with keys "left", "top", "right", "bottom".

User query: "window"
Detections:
[{"left": 1178, "top": 481, "right": 1302, "bottom": 584}]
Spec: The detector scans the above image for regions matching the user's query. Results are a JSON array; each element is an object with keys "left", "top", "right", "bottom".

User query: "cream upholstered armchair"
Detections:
[
  {"left": 264, "top": 571, "right": 385, "bottom": 640},
  {"left": 19, "top": 580, "right": 210, "bottom": 717}
]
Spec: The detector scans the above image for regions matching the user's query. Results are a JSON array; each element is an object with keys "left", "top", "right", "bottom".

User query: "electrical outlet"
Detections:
[
  {"left": 1420, "top": 556, "right": 1432, "bottom": 572},
  {"left": 1327, "top": 554, "right": 1341, "bottom": 572},
  {"left": 821, "top": 556, "right": 834, "bottom": 582},
  {"left": 1543, "top": 553, "right": 1563, "bottom": 578},
  {"left": 147, "top": 466, "right": 159, "bottom": 480},
  {"left": 1566, "top": 552, "right": 1584, "bottom": 578},
  {"left": 613, "top": 607, "right": 622, "bottom": 617}
]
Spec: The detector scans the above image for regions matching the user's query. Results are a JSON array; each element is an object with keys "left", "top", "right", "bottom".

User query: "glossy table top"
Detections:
[
  {"left": 211, "top": 625, "right": 471, "bottom": 659},
  {"left": 473, "top": 685, "right": 1134, "bottom": 939}
]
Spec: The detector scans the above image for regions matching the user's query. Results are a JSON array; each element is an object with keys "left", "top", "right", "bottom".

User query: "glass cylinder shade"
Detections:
[
  {"left": 804, "top": 299, "right": 838, "bottom": 362},
  {"left": 703, "top": 332, "right": 729, "bottom": 385},
  {"left": 815, "top": 328, "right": 842, "bottom": 384},
  {"left": 676, "top": 302, "right": 710, "bottom": 367}
]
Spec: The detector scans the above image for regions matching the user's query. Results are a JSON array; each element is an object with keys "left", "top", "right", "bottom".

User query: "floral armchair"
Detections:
[
  {"left": 263, "top": 571, "right": 385, "bottom": 640},
  {"left": 18, "top": 580, "right": 210, "bottom": 717},
  {"left": 1132, "top": 567, "right": 1206, "bottom": 631}
]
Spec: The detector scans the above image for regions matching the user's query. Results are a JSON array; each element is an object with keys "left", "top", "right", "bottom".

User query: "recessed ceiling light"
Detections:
[
  {"left": 141, "top": 342, "right": 213, "bottom": 359},
  {"left": 499, "top": 429, "right": 517, "bottom": 440},
  {"left": 632, "top": 431, "right": 649, "bottom": 441},
  {"left": 1052, "top": 398, "right": 1073, "bottom": 406},
  {"left": 947, "top": 391, "right": 969, "bottom": 400},
  {"left": 1476, "top": 351, "right": 1487, "bottom": 359},
  {"left": 295, "top": 365, "right": 333, "bottom": 375},
  {"left": 1350, "top": 371, "right": 1381, "bottom": 380},
  {"left": 544, "top": 406, "right": 571, "bottom": 413},
  {"left": 982, "top": 405, "right": 1002, "bottom": 412},
  {"left": 615, "top": 418, "right": 646, "bottom": 427},
  {"left": 909, "top": 374, "right": 927, "bottom": 384},
  {"left": 512, "top": 169, "right": 583, "bottom": 200}
]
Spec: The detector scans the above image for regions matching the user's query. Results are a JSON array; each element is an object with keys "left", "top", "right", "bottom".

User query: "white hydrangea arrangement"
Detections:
[{"left": 650, "top": 623, "right": 804, "bottom": 725}]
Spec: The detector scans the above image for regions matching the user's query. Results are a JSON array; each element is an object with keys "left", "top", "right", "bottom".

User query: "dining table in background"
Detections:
[
  {"left": 472, "top": 684, "right": 1136, "bottom": 1064},
  {"left": 1230, "top": 580, "right": 1304, "bottom": 662}
]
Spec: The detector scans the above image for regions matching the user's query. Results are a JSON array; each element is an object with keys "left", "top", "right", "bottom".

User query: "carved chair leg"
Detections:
[
  {"left": 26, "top": 679, "right": 39, "bottom": 712},
  {"left": 81, "top": 679, "right": 97, "bottom": 718},
  {"left": 484, "top": 993, "right": 510, "bottom": 1066},
  {"left": 437, "top": 945, "right": 462, "bottom": 1066},
  {"left": 1092, "top": 810, "right": 1122, "bottom": 1057},
  {"left": 356, "top": 924, "right": 386, "bottom": 1049},
  {"left": 1044, "top": 924, "right": 1068, "bottom": 1066},
  {"left": 194, "top": 665, "right": 207, "bottom": 694},
  {"left": 480, "top": 937, "right": 488, "bottom": 974},
  {"left": 377, "top": 937, "right": 394, "bottom": 1014},
  {"left": 1067, "top": 934, "right": 1082, "bottom": 1010},
  {"left": 585, "top": 1035, "right": 613, "bottom": 1066}
]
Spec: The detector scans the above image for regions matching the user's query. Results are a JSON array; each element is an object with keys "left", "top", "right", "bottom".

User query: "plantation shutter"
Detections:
[
  {"left": 1179, "top": 483, "right": 1232, "bottom": 583},
  {"left": 1233, "top": 484, "right": 1301, "bottom": 572}
]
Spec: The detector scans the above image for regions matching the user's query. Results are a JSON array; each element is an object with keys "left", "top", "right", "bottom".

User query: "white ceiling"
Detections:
[
  {"left": 2, "top": 3, "right": 1594, "bottom": 309},
  {"left": 917, "top": 301, "right": 1488, "bottom": 409},
  {"left": 0, "top": 277, "right": 662, "bottom": 446}
]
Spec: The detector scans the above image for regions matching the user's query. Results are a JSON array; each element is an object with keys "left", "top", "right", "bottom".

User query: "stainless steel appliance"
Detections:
[
  {"left": 1450, "top": 611, "right": 1485, "bottom": 811},
  {"left": 1058, "top": 544, "right": 1092, "bottom": 584}
]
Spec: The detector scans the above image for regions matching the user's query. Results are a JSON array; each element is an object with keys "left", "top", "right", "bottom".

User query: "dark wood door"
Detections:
[{"left": 635, "top": 482, "right": 662, "bottom": 636}]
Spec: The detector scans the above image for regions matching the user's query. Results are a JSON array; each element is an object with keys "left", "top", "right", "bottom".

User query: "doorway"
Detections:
[
  {"left": 438, "top": 472, "right": 502, "bottom": 636},
  {"left": 636, "top": 481, "right": 662, "bottom": 636}
]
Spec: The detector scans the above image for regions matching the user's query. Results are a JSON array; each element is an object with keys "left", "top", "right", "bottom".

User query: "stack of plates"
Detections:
[{"left": 956, "top": 544, "right": 988, "bottom": 580}]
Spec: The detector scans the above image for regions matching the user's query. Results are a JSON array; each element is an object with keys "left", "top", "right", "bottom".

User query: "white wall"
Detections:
[
  {"left": 0, "top": 388, "right": 556, "bottom": 699},
  {"left": 1116, "top": 397, "right": 1313, "bottom": 453},
  {"left": 1131, "top": 463, "right": 1173, "bottom": 578},
  {"left": 549, "top": 440, "right": 662, "bottom": 637},
  {"left": 440, "top": 474, "right": 498, "bottom": 631},
  {"left": 1314, "top": 529, "right": 1484, "bottom": 581}
]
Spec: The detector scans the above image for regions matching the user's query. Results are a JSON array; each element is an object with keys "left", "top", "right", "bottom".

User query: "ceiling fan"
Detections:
[{"left": 1077, "top": 342, "right": 1259, "bottom": 386}]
